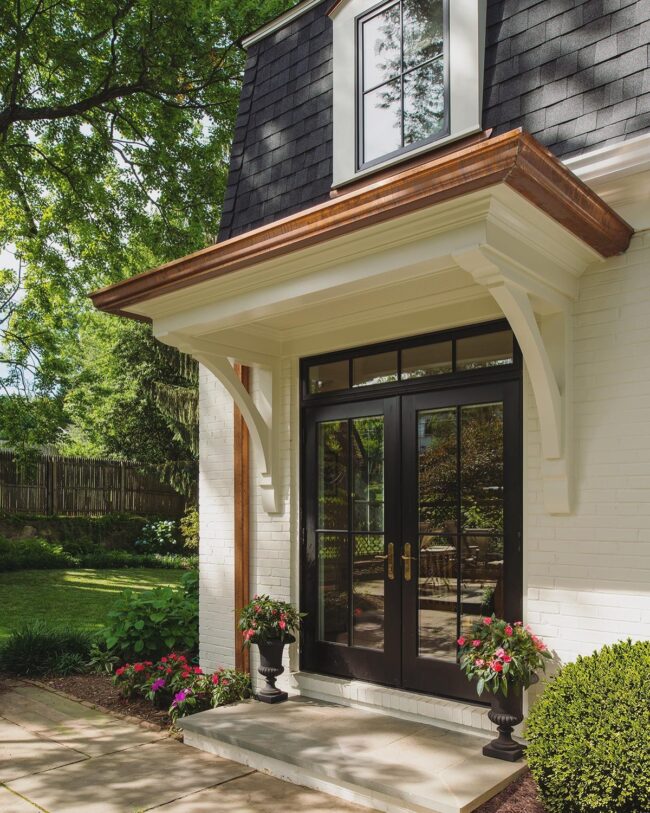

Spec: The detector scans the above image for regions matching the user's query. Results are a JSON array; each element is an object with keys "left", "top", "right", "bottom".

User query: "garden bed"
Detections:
[{"left": 475, "top": 772, "right": 545, "bottom": 813}]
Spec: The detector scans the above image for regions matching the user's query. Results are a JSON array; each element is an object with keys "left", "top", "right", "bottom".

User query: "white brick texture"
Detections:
[{"left": 525, "top": 229, "right": 650, "bottom": 664}]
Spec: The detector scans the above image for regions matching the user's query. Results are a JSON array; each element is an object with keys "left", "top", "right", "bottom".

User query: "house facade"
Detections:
[{"left": 93, "top": 0, "right": 650, "bottom": 734}]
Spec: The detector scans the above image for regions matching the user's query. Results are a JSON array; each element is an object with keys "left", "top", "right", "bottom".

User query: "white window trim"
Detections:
[{"left": 331, "top": 0, "right": 486, "bottom": 188}]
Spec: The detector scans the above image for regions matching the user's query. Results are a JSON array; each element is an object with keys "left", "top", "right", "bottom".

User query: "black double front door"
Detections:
[{"left": 301, "top": 380, "right": 521, "bottom": 703}]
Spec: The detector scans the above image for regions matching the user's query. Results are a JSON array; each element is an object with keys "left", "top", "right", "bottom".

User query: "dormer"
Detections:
[{"left": 329, "top": 0, "right": 486, "bottom": 186}]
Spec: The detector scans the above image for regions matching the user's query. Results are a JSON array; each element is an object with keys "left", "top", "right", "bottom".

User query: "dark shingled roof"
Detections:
[{"left": 219, "top": 0, "right": 650, "bottom": 241}]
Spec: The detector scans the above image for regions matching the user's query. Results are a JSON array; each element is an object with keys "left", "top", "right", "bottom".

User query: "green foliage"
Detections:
[
  {"left": 458, "top": 616, "right": 551, "bottom": 697},
  {"left": 0, "top": 511, "right": 152, "bottom": 549},
  {"left": 239, "top": 594, "right": 305, "bottom": 647},
  {"left": 87, "top": 642, "right": 120, "bottom": 675},
  {"left": 179, "top": 505, "right": 199, "bottom": 551},
  {"left": 0, "top": 536, "right": 197, "bottom": 571},
  {"left": 134, "top": 519, "right": 178, "bottom": 554},
  {"left": 0, "top": 0, "right": 295, "bottom": 486},
  {"left": 52, "top": 652, "right": 89, "bottom": 676},
  {"left": 0, "top": 622, "right": 93, "bottom": 676},
  {"left": 526, "top": 639, "right": 650, "bottom": 813},
  {"left": 104, "top": 580, "right": 199, "bottom": 661}
]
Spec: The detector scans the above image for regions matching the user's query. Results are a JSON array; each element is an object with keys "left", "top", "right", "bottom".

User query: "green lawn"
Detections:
[{"left": 0, "top": 569, "right": 185, "bottom": 641}]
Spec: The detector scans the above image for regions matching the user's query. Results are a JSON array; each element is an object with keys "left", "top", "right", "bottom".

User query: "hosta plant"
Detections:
[
  {"left": 457, "top": 615, "right": 551, "bottom": 697},
  {"left": 238, "top": 594, "right": 304, "bottom": 647}
]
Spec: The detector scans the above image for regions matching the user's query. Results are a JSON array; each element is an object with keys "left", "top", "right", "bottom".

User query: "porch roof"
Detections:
[{"left": 90, "top": 129, "right": 632, "bottom": 321}]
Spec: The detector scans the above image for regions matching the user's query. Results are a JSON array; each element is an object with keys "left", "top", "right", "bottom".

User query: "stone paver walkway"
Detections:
[{"left": 0, "top": 680, "right": 365, "bottom": 812}]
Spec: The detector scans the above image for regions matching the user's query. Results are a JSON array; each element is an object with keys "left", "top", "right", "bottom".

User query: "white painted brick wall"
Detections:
[
  {"left": 525, "top": 229, "right": 650, "bottom": 665},
  {"left": 198, "top": 365, "right": 236, "bottom": 672}
]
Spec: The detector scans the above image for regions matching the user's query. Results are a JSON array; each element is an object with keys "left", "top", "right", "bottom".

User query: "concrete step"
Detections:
[
  {"left": 180, "top": 696, "right": 525, "bottom": 813},
  {"left": 290, "top": 671, "right": 495, "bottom": 736}
]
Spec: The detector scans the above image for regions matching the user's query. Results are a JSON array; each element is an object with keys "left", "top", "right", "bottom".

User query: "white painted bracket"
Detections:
[
  {"left": 162, "top": 333, "right": 281, "bottom": 514},
  {"left": 453, "top": 246, "right": 572, "bottom": 514}
]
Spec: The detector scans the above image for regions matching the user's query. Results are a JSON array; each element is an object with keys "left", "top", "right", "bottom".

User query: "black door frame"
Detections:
[{"left": 299, "top": 320, "right": 523, "bottom": 701}]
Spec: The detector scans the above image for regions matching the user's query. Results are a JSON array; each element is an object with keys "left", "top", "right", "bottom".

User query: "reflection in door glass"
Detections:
[
  {"left": 417, "top": 408, "right": 458, "bottom": 660},
  {"left": 318, "top": 533, "right": 349, "bottom": 644},
  {"left": 316, "top": 415, "right": 386, "bottom": 651},
  {"left": 318, "top": 421, "right": 349, "bottom": 531},
  {"left": 353, "top": 535, "right": 385, "bottom": 649},
  {"left": 351, "top": 415, "right": 385, "bottom": 649},
  {"left": 459, "top": 404, "right": 504, "bottom": 639}
]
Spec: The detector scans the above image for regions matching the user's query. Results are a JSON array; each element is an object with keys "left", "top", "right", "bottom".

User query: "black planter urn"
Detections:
[
  {"left": 255, "top": 633, "right": 295, "bottom": 704},
  {"left": 483, "top": 689, "right": 524, "bottom": 762}
]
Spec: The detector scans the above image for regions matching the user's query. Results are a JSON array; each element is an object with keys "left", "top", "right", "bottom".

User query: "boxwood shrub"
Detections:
[{"left": 526, "top": 639, "right": 650, "bottom": 813}]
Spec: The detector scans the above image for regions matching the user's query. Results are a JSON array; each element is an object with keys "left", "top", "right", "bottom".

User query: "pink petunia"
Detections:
[
  {"left": 505, "top": 625, "right": 514, "bottom": 637},
  {"left": 457, "top": 636, "right": 466, "bottom": 646},
  {"left": 483, "top": 617, "right": 492, "bottom": 626},
  {"left": 472, "top": 639, "right": 482, "bottom": 648}
]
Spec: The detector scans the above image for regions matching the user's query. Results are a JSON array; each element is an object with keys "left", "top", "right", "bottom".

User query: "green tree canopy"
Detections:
[{"left": 0, "top": 0, "right": 294, "bottom": 487}]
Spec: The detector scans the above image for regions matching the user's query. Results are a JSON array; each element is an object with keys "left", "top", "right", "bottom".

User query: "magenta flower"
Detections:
[
  {"left": 172, "top": 689, "right": 190, "bottom": 706},
  {"left": 151, "top": 678, "right": 166, "bottom": 692}
]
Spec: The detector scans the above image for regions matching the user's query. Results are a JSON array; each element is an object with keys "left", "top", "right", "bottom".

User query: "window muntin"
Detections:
[{"left": 359, "top": 0, "right": 447, "bottom": 167}]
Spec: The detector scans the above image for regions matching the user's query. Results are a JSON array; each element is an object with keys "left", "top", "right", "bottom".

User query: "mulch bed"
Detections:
[
  {"left": 475, "top": 772, "right": 545, "bottom": 813},
  {"left": 3, "top": 671, "right": 546, "bottom": 811},
  {"left": 37, "top": 673, "right": 172, "bottom": 729}
]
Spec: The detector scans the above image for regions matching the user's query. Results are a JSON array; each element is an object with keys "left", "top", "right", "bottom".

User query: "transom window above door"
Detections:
[
  {"left": 304, "top": 325, "right": 517, "bottom": 397},
  {"left": 359, "top": 0, "right": 448, "bottom": 166}
]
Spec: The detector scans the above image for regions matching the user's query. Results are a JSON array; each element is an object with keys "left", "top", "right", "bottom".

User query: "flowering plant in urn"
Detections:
[
  {"left": 239, "top": 594, "right": 305, "bottom": 704},
  {"left": 457, "top": 615, "right": 552, "bottom": 761},
  {"left": 239, "top": 594, "right": 304, "bottom": 647},
  {"left": 457, "top": 615, "right": 551, "bottom": 697}
]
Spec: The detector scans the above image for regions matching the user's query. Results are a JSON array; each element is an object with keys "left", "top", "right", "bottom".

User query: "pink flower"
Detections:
[
  {"left": 503, "top": 654, "right": 512, "bottom": 663},
  {"left": 475, "top": 658, "right": 485, "bottom": 667},
  {"left": 457, "top": 636, "right": 466, "bottom": 646},
  {"left": 279, "top": 620, "right": 287, "bottom": 630},
  {"left": 211, "top": 674, "right": 220, "bottom": 685},
  {"left": 472, "top": 639, "right": 481, "bottom": 648},
  {"left": 495, "top": 647, "right": 506, "bottom": 659},
  {"left": 491, "top": 661, "right": 503, "bottom": 673},
  {"left": 505, "top": 625, "right": 514, "bottom": 637},
  {"left": 254, "top": 605, "right": 261, "bottom": 613},
  {"left": 115, "top": 666, "right": 126, "bottom": 677},
  {"left": 483, "top": 617, "right": 492, "bottom": 626},
  {"left": 514, "top": 621, "right": 523, "bottom": 627},
  {"left": 193, "top": 667, "right": 203, "bottom": 675}
]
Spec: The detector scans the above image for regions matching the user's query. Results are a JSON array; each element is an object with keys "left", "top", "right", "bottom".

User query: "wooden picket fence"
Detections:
[{"left": 0, "top": 451, "right": 185, "bottom": 517}]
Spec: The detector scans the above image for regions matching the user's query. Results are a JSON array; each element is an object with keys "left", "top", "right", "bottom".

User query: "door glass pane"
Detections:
[
  {"left": 318, "top": 533, "right": 349, "bottom": 644},
  {"left": 363, "top": 79, "right": 402, "bottom": 163},
  {"left": 353, "top": 351, "right": 398, "bottom": 388},
  {"left": 417, "top": 407, "right": 458, "bottom": 660},
  {"left": 353, "top": 535, "right": 385, "bottom": 649},
  {"left": 456, "top": 330, "right": 513, "bottom": 371},
  {"left": 362, "top": 2, "right": 401, "bottom": 90},
  {"left": 418, "top": 408, "right": 457, "bottom": 534},
  {"left": 318, "top": 421, "right": 349, "bottom": 530},
  {"left": 352, "top": 416, "right": 384, "bottom": 532},
  {"left": 309, "top": 360, "right": 349, "bottom": 394},
  {"left": 401, "top": 340, "right": 452, "bottom": 379},
  {"left": 403, "top": 0, "right": 444, "bottom": 70},
  {"left": 460, "top": 403, "right": 504, "bottom": 638},
  {"left": 403, "top": 58, "right": 445, "bottom": 145}
]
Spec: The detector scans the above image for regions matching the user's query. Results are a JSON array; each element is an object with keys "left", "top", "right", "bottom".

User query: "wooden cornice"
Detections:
[{"left": 90, "top": 130, "right": 633, "bottom": 318}]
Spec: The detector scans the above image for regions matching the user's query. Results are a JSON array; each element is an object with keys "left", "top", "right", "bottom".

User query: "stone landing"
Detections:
[{"left": 180, "top": 696, "right": 526, "bottom": 813}]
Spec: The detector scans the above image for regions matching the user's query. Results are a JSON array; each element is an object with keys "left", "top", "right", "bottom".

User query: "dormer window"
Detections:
[
  {"left": 359, "top": 0, "right": 447, "bottom": 167},
  {"left": 331, "top": 0, "right": 486, "bottom": 187}
]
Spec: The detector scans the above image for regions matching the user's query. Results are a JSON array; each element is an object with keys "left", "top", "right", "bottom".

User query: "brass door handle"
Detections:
[
  {"left": 402, "top": 542, "right": 415, "bottom": 581},
  {"left": 375, "top": 543, "right": 395, "bottom": 580}
]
